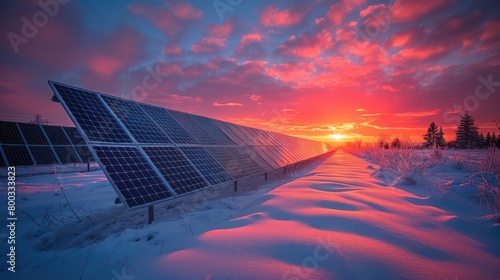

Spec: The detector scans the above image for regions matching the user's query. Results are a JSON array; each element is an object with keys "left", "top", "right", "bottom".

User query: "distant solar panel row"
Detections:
[
  {"left": 49, "top": 81, "right": 330, "bottom": 209},
  {"left": 0, "top": 120, "right": 91, "bottom": 167}
]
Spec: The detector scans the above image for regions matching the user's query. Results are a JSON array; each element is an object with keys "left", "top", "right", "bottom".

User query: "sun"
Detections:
[{"left": 329, "top": 134, "right": 345, "bottom": 141}]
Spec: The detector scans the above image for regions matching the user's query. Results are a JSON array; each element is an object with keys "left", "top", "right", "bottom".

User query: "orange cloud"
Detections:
[{"left": 213, "top": 102, "right": 243, "bottom": 107}]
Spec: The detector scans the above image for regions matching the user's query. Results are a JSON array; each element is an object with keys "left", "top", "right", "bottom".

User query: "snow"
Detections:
[{"left": 1, "top": 151, "right": 499, "bottom": 279}]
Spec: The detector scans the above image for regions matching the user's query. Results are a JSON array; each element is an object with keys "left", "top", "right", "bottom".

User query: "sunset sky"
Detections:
[{"left": 1, "top": 0, "right": 499, "bottom": 143}]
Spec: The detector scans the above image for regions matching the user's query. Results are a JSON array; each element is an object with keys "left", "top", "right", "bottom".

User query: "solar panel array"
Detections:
[
  {"left": 49, "top": 81, "right": 330, "bottom": 209},
  {"left": 0, "top": 120, "right": 92, "bottom": 167}
]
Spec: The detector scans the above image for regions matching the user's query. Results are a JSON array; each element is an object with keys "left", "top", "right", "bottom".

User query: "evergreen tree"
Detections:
[
  {"left": 455, "top": 112, "right": 480, "bottom": 149},
  {"left": 423, "top": 122, "right": 439, "bottom": 148},
  {"left": 492, "top": 133, "right": 498, "bottom": 148},
  {"left": 436, "top": 126, "right": 446, "bottom": 148},
  {"left": 486, "top": 132, "right": 492, "bottom": 147},
  {"left": 479, "top": 132, "right": 486, "bottom": 148}
]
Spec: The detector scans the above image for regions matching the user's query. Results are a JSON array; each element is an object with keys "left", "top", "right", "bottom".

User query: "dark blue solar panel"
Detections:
[
  {"left": 29, "top": 146, "right": 59, "bottom": 165},
  {"left": 17, "top": 123, "right": 49, "bottom": 145},
  {"left": 53, "top": 146, "right": 81, "bottom": 163},
  {"left": 101, "top": 96, "right": 172, "bottom": 144},
  {"left": 74, "top": 145, "right": 93, "bottom": 162},
  {"left": 0, "top": 147, "right": 6, "bottom": 167},
  {"left": 191, "top": 116, "right": 235, "bottom": 145},
  {"left": 214, "top": 121, "right": 246, "bottom": 146},
  {"left": 62, "top": 127, "right": 85, "bottom": 145},
  {"left": 42, "top": 125, "right": 72, "bottom": 145},
  {"left": 52, "top": 83, "right": 132, "bottom": 143},
  {"left": 2, "top": 145, "right": 33, "bottom": 166},
  {"left": 225, "top": 146, "right": 265, "bottom": 177},
  {"left": 94, "top": 146, "right": 173, "bottom": 208},
  {"left": 140, "top": 105, "right": 198, "bottom": 144},
  {"left": 0, "top": 121, "right": 24, "bottom": 144},
  {"left": 205, "top": 147, "right": 246, "bottom": 179},
  {"left": 179, "top": 146, "right": 233, "bottom": 184},
  {"left": 143, "top": 147, "right": 209, "bottom": 195},
  {"left": 169, "top": 110, "right": 219, "bottom": 145}
]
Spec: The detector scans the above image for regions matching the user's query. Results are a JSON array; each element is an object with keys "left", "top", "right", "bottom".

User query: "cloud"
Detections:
[
  {"left": 395, "top": 110, "right": 440, "bottom": 117},
  {"left": 191, "top": 37, "right": 227, "bottom": 54},
  {"left": 213, "top": 102, "right": 243, "bottom": 107},
  {"left": 250, "top": 95, "right": 261, "bottom": 101},
  {"left": 389, "top": 0, "right": 455, "bottom": 22},
  {"left": 260, "top": 5, "right": 305, "bottom": 27},
  {"left": 356, "top": 108, "right": 365, "bottom": 112},
  {"left": 171, "top": 3, "right": 203, "bottom": 20},
  {"left": 275, "top": 29, "right": 333, "bottom": 58},
  {"left": 327, "top": 0, "right": 366, "bottom": 25}
]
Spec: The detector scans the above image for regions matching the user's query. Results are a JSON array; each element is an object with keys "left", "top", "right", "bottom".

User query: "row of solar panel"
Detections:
[
  {"left": 50, "top": 81, "right": 330, "bottom": 208},
  {"left": 0, "top": 121, "right": 92, "bottom": 167}
]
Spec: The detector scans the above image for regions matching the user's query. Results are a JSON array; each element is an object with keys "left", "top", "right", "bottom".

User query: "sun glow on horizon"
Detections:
[{"left": 329, "top": 133, "right": 346, "bottom": 141}]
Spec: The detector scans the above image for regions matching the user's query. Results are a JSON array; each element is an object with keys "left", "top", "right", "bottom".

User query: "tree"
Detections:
[
  {"left": 436, "top": 126, "right": 446, "bottom": 148},
  {"left": 391, "top": 138, "right": 401, "bottom": 149},
  {"left": 492, "top": 133, "right": 498, "bottom": 148},
  {"left": 423, "top": 122, "right": 445, "bottom": 148},
  {"left": 486, "top": 132, "right": 492, "bottom": 148},
  {"left": 455, "top": 111, "right": 480, "bottom": 149},
  {"left": 479, "top": 132, "right": 486, "bottom": 148}
]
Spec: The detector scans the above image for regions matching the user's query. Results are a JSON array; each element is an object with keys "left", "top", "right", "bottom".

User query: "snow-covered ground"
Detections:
[{"left": 1, "top": 151, "right": 499, "bottom": 279}]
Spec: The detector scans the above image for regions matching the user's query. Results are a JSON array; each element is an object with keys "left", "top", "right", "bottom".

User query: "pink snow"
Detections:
[{"left": 130, "top": 151, "right": 500, "bottom": 279}]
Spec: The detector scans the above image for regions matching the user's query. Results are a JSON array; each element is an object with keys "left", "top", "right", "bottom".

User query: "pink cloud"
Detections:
[
  {"left": 236, "top": 33, "right": 264, "bottom": 53},
  {"left": 260, "top": 6, "right": 305, "bottom": 27},
  {"left": 275, "top": 29, "right": 333, "bottom": 58},
  {"left": 163, "top": 44, "right": 183, "bottom": 55},
  {"left": 171, "top": 3, "right": 203, "bottom": 20},
  {"left": 389, "top": 0, "right": 454, "bottom": 22},
  {"left": 327, "top": 0, "right": 366, "bottom": 25},
  {"left": 266, "top": 62, "right": 316, "bottom": 83},
  {"left": 250, "top": 95, "right": 261, "bottom": 101},
  {"left": 207, "top": 19, "right": 237, "bottom": 38},
  {"left": 191, "top": 37, "right": 227, "bottom": 54},
  {"left": 385, "top": 25, "right": 426, "bottom": 48}
]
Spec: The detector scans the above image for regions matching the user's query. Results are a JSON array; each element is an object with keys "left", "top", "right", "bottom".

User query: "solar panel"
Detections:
[
  {"left": 94, "top": 146, "right": 173, "bottom": 208},
  {"left": 143, "top": 147, "right": 209, "bottom": 195},
  {"left": 74, "top": 145, "right": 93, "bottom": 162},
  {"left": 62, "top": 127, "right": 85, "bottom": 145},
  {"left": 205, "top": 147, "right": 245, "bottom": 179},
  {"left": 0, "top": 121, "right": 24, "bottom": 144},
  {"left": 51, "top": 83, "right": 132, "bottom": 143},
  {"left": 42, "top": 125, "right": 72, "bottom": 145},
  {"left": 225, "top": 146, "right": 265, "bottom": 177},
  {"left": 54, "top": 146, "right": 81, "bottom": 163},
  {"left": 140, "top": 105, "right": 198, "bottom": 144},
  {"left": 29, "top": 146, "right": 59, "bottom": 165},
  {"left": 252, "top": 146, "right": 281, "bottom": 169},
  {"left": 169, "top": 110, "right": 219, "bottom": 145},
  {"left": 179, "top": 146, "right": 233, "bottom": 185},
  {"left": 191, "top": 115, "right": 235, "bottom": 145},
  {"left": 213, "top": 121, "right": 246, "bottom": 146},
  {"left": 2, "top": 145, "right": 33, "bottom": 166},
  {"left": 101, "top": 96, "right": 172, "bottom": 144},
  {"left": 17, "top": 123, "right": 49, "bottom": 145},
  {"left": 0, "top": 147, "right": 6, "bottom": 167}
]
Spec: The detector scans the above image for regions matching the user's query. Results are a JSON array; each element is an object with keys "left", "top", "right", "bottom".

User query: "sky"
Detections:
[{"left": 1, "top": 0, "right": 499, "bottom": 143}]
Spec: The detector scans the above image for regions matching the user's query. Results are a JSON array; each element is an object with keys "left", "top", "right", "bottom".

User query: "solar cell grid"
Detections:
[
  {"left": 53, "top": 84, "right": 132, "bottom": 143},
  {"left": 143, "top": 147, "right": 209, "bottom": 195},
  {"left": 29, "top": 146, "right": 59, "bottom": 165},
  {"left": 0, "top": 148, "right": 6, "bottom": 167},
  {"left": 169, "top": 111, "right": 219, "bottom": 145},
  {"left": 74, "top": 145, "right": 93, "bottom": 162},
  {"left": 140, "top": 105, "right": 198, "bottom": 144},
  {"left": 54, "top": 146, "right": 81, "bottom": 163},
  {"left": 214, "top": 121, "right": 246, "bottom": 146},
  {"left": 179, "top": 146, "right": 233, "bottom": 185},
  {"left": 18, "top": 123, "right": 49, "bottom": 145},
  {"left": 225, "top": 146, "right": 265, "bottom": 177},
  {"left": 0, "top": 121, "right": 25, "bottom": 144},
  {"left": 42, "top": 125, "right": 71, "bottom": 145},
  {"left": 2, "top": 145, "right": 33, "bottom": 166},
  {"left": 206, "top": 147, "right": 246, "bottom": 179},
  {"left": 63, "top": 127, "right": 85, "bottom": 145},
  {"left": 94, "top": 146, "right": 173, "bottom": 207},
  {"left": 101, "top": 96, "right": 172, "bottom": 144},
  {"left": 191, "top": 116, "right": 235, "bottom": 145}
]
